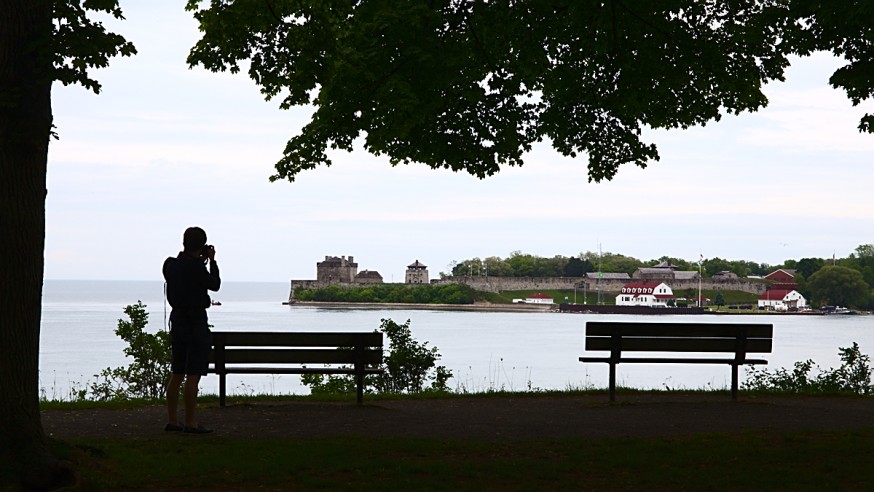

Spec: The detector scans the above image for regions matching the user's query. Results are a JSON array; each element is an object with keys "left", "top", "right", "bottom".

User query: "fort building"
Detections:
[
  {"left": 405, "top": 260, "right": 429, "bottom": 284},
  {"left": 317, "top": 255, "right": 358, "bottom": 283},
  {"left": 355, "top": 270, "right": 384, "bottom": 284}
]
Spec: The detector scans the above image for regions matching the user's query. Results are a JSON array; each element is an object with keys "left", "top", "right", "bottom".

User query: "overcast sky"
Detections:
[{"left": 46, "top": 2, "right": 874, "bottom": 282}]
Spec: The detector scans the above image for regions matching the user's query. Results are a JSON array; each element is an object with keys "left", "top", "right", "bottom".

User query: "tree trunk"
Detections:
[{"left": 0, "top": 1, "right": 73, "bottom": 488}]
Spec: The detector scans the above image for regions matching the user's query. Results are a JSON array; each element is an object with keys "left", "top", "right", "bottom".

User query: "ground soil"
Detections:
[{"left": 42, "top": 393, "right": 874, "bottom": 441}]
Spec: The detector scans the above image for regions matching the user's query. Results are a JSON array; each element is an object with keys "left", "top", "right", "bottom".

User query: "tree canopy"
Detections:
[
  {"left": 52, "top": 1, "right": 136, "bottom": 93},
  {"left": 806, "top": 266, "right": 870, "bottom": 309},
  {"left": 186, "top": 0, "right": 872, "bottom": 183}
]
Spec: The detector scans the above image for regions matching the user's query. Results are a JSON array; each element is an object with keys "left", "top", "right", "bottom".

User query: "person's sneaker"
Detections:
[
  {"left": 164, "top": 423, "right": 184, "bottom": 432},
  {"left": 183, "top": 425, "right": 214, "bottom": 434}
]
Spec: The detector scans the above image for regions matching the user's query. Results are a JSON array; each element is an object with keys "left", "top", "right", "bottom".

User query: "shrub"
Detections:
[
  {"left": 295, "top": 284, "right": 476, "bottom": 304},
  {"left": 743, "top": 343, "right": 873, "bottom": 395},
  {"left": 88, "top": 302, "right": 170, "bottom": 401},
  {"left": 301, "top": 318, "right": 452, "bottom": 396}
]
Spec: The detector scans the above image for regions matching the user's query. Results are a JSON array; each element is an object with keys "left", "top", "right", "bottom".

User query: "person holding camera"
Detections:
[{"left": 162, "top": 226, "right": 221, "bottom": 434}]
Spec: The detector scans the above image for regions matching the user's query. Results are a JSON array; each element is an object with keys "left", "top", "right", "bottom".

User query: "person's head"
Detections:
[{"left": 182, "top": 227, "right": 207, "bottom": 254}]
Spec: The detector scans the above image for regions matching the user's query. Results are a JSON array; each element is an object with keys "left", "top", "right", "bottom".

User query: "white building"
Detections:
[
  {"left": 524, "top": 292, "right": 554, "bottom": 304},
  {"left": 758, "top": 289, "right": 807, "bottom": 311},
  {"left": 615, "top": 281, "right": 675, "bottom": 307}
]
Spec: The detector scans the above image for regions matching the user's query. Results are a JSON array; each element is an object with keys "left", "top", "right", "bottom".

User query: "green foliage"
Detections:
[
  {"left": 52, "top": 1, "right": 137, "bottom": 93},
  {"left": 88, "top": 302, "right": 170, "bottom": 401},
  {"left": 807, "top": 266, "right": 870, "bottom": 308},
  {"left": 299, "top": 372, "right": 355, "bottom": 397},
  {"left": 795, "top": 257, "right": 826, "bottom": 280},
  {"left": 701, "top": 257, "right": 772, "bottom": 278},
  {"left": 186, "top": 1, "right": 811, "bottom": 183},
  {"left": 714, "top": 291, "right": 725, "bottom": 307},
  {"left": 564, "top": 257, "right": 594, "bottom": 277},
  {"left": 451, "top": 252, "right": 596, "bottom": 278},
  {"left": 371, "top": 319, "right": 451, "bottom": 394},
  {"left": 295, "top": 283, "right": 475, "bottom": 304},
  {"left": 744, "top": 343, "right": 873, "bottom": 395},
  {"left": 788, "top": 2, "right": 874, "bottom": 132},
  {"left": 583, "top": 251, "right": 645, "bottom": 276},
  {"left": 302, "top": 318, "right": 451, "bottom": 396}
]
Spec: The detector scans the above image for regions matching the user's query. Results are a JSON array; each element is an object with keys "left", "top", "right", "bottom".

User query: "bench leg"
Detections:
[
  {"left": 609, "top": 363, "right": 616, "bottom": 402},
  {"left": 355, "top": 372, "right": 364, "bottom": 405},
  {"left": 731, "top": 364, "right": 738, "bottom": 401},
  {"left": 219, "top": 373, "right": 226, "bottom": 407}
]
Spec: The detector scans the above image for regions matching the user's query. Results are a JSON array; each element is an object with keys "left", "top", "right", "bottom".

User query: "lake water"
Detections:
[{"left": 40, "top": 280, "right": 874, "bottom": 400}]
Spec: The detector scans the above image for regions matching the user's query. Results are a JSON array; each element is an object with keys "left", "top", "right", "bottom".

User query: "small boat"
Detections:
[
  {"left": 821, "top": 306, "right": 855, "bottom": 315},
  {"left": 211, "top": 300, "right": 222, "bottom": 306}
]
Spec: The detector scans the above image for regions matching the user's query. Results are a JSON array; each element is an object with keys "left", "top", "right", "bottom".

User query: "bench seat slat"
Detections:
[
  {"left": 212, "top": 367, "right": 384, "bottom": 375},
  {"left": 579, "top": 357, "right": 769, "bottom": 365},
  {"left": 585, "top": 337, "right": 772, "bottom": 353},
  {"left": 213, "top": 331, "right": 382, "bottom": 347},
  {"left": 211, "top": 348, "right": 382, "bottom": 365},
  {"left": 586, "top": 321, "right": 772, "bottom": 338}
]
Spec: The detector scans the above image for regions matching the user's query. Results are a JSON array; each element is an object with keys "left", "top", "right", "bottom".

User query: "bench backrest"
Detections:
[
  {"left": 210, "top": 331, "right": 383, "bottom": 367},
  {"left": 585, "top": 321, "right": 773, "bottom": 354}
]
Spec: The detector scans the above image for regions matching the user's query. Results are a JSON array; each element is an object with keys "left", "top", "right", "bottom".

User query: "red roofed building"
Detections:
[
  {"left": 758, "top": 289, "right": 807, "bottom": 311},
  {"left": 525, "top": 292, "right": 554, "bottom": 304},
  {"left": 615, "top": 281, "right": 675, "bottom": 307},
  {"left": 765, "top": 269, "right": 796, "bottom": 282}
]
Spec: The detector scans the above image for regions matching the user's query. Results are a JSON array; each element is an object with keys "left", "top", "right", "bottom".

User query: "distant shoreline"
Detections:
[
  {"left": 283, "top": 300, "right": 557, "bottom": 313},
  {"left": 282, "top": 300, "right": 867, "bottom": 316}
]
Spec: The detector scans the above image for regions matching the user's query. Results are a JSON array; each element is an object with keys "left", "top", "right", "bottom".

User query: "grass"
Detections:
[
  {"left": 485, "top": 289, "right": 617, "bottom": 305},
  {"left": 30, "top": 390, "right": 874, "bottom": 490},
  {"left": 48, "top": 427, "right": 874, "bottom": 490}
]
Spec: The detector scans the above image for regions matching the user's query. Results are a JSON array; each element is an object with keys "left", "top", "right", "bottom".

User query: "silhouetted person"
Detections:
[{"left": 163, "top": 226, "right": 220, "bottom": 433}]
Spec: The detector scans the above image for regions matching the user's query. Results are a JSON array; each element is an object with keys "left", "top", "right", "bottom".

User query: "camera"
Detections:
[{"left": 200, "top": 244, "right": 214, "bottom": 259}]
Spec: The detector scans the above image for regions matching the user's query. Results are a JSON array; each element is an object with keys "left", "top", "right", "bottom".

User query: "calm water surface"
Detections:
[{"left": 40, "top": 280, "right": 874, "bottom": 399}]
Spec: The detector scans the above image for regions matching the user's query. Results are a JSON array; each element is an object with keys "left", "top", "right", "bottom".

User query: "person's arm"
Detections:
[{"left": 207, "top": 259, "right": 221, "bottom": 292}]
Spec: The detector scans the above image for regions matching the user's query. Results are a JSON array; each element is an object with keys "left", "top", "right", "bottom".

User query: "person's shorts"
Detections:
[{"left": 169, "top": 311, "right": 212, "bottom": 376}]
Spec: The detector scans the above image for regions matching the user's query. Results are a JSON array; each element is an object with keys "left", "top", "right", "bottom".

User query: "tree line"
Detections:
[
  {"left": 446, "top": 246, "right": 874, "bottom": 310},
  {"left": 447, "top": 250, "right": 791, "bottom": 279}
]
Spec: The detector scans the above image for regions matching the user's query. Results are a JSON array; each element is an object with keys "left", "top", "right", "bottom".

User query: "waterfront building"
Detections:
[
  {"left": 615, "top": 281, "right": 675, "bottom": 307},
  {"left": 765, "top": 269, "right": 796, "bottom": 282},
  {"left": 525, "top": 292, "right": 554, "bottom": 304},
  {"left": 758, "top": 289, "right": 806, "bottom": 311}
]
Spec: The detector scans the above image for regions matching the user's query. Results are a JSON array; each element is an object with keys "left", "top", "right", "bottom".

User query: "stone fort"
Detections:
[
  {"left": 289, "top": 255, "right": 430, "bottom": 300},
  {"left": 289, "top": 256, "right": 767, "bottom": 302}
]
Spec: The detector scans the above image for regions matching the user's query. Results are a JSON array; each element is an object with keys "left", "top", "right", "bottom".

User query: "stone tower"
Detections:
[
  {"left": 405, "top": 260, "right": 429, "bottom": 284},
  {"left": 316, "top": 255, "right": 357, "bottom": 284}
]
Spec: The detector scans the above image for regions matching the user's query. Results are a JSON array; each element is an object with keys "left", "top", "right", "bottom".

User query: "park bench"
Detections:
[
  {"left": 209, "top": 331, "right": 383, "bottom": 406},
  {"left": 578, "top": 321, "right": 773, "bottom": 401}
]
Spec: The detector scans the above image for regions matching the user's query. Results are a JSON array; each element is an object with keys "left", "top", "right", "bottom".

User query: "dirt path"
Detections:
[{"left": 42, "top": 394, "right": 874, "bottom": 441}]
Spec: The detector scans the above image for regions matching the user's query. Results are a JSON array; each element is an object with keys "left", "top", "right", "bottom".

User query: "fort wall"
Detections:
[
  {"left": 431, "top": 276, "right": 767, "bottom": 295},
  {"left": 288, "top": 276, "right": 767, "bottom": 301}
]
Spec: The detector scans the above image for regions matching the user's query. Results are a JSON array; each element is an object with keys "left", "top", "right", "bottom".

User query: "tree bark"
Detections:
[{"left": 0, "top": 1, "right": 73, "bottom": 488}]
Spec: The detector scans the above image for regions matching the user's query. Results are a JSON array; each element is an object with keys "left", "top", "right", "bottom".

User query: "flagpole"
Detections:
[{"left": 698, "top": 253, "right": 703, "bottom": 308}]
